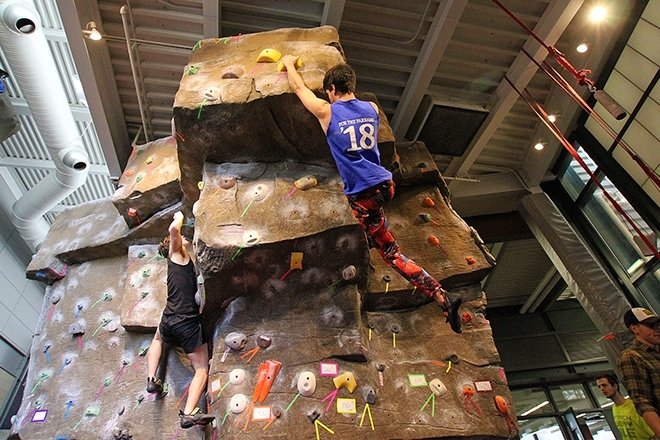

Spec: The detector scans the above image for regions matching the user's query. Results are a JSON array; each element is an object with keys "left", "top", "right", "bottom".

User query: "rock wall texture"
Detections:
[{"left": 11, "top": 26, "right": 515, "bottom": 440}]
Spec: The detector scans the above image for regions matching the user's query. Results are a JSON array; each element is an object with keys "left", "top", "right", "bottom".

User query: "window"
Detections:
[{"left": 556, "top": 142, "right": 658, "bottom": 311}]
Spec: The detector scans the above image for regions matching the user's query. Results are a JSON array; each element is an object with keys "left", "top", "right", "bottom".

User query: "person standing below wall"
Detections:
[
  {"left": 281, "top": 55, "right": 462, "bottom": 333},
  {"left": 617, "top": 308, "right": 660, "bottom": 438},
  {"left": 595, "top": 374, "right": 656, "bottom": 440},
  {"left": 146, "top": 211, "right": 214, "bottom": 429}
]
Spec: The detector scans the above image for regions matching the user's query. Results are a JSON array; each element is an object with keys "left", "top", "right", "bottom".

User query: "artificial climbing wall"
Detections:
[{"left": 11, "top": 26, "right": 517, "bottom": 440}]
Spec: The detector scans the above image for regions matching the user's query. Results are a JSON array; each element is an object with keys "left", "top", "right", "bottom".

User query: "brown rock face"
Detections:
[
  {"left": 173, "top": 26, "right": 394, "bottom": 208},
  {"left": 112, "top": 136, "right": 182, "bottom": 228},
  {"left": 14, "top": 25, "right": 512, "bottom": 440}
]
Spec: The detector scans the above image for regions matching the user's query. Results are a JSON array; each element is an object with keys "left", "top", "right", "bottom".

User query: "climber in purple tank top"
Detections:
[{"left": 282, "top": 55, "right": 462, "bottom": 334}]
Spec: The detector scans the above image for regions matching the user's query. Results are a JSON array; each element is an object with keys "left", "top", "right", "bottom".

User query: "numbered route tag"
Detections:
[
  {"left": 336, "top": 398, "right": 356, "bottom": 414},
  {"left": 211, "top": 378, "right": 222, "bottom": 393},
  {"left": 32, "top": 410, "right": 48, "bottom": 422},
  {"left": 320, "top": 361, "right": 339, "bottom": 377},
  {"left": 474, "top": 380, "right": 493, "bottom": 392},
  {"left": 408, "top": 373, "right": 428, "bottom": 388},
  {"left": 252, "top": 406, "right": 272, "bottom": 421}
]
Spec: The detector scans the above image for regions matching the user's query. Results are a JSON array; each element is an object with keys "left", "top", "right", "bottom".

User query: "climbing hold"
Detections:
[
  {"left": 137, "top": 251, "right": 146, "bottom": 259},
  {"left": 427, "top": 235, "right": 440, "bottom": 246},
  {"left": 293, "top": 175, "right": 317, "bottom": 190},
  {"left": 219, "top": 176, "right": 236, "bottom": 189},
  {"left": 197, "top": 181, "right": 204, "bottom": 190},
  {"left": 462, "top": 312, "right": 473, "bottom": 323},
  {"left": 444, "top": 354, "right": 459, "bottom": 364},
  {"left": 107, "top": 321, "right": 119, "bottom": 332},
  {"left": 419, "top": 212, "right": 442, "bottom": 226},
  {"left": 256, "top": 335, "right": 272, "bottom": 349},
  {"left": 494, "top": 395, "right": 509, "bottom": 414},
  {"left": 429, "top": 379, "right": 447, "bottom": 396},
  {"left": 361, "top": 385, "right": 377, "bottom": 405},
  {"left": 229, "top": 369, "right": 246, "bottom": 385},
  {"left": 68, "top": 323, "right": 85, "bottom": 336},
  {"left": 416, "top": 162, "right": 428, "bottom": 169},
  {"left": 256, "top": 48, "right": 282, "bottom": 63},
  {"left": 272, "top": 407, "right": 283, "bottom": 418},
  {"left": 333, "top": 372, "right": 357, "bottom": 393},
  {"left": 50, "top": 292, "right": 62, "bottom": 304},
  {"left": 242, "top": 230, "right": 261, "bottom": 246},
  {"left": 297, "top": 371, "right": 316, "bottom": 397},
  {"left": 229, "top": 394, "right": 248, "bottom": 414},
  {"left": 144, "top": 156, "right": 153, "bottom": 165},
  {"left": 186, "top": 65, "right": 200, "bottom": 75},
  {"left": 276, "top": 56, "right": 302, "bottom": 72},
  {"left": 342, "top": 265, "right": 357, "bottom": 280},
  {"left": 225, "top": 332, "right": 248, "bottom": 351},
  {"left": 466, "top": 256, "right": 476, "bottom": 265},
  {"left": 382, "top": 274, "right": 391, "bottom": 283},
  {"left": 202, "top": 87, "right": 221, "bottom": 102},
  {"left": 306, "top": 409, "right": 321, "bottom": 424},
  {"left": 390, "top": 324, "right": 401, "bottom": 334},
  {"left": 252, "top": 360, "right": 282, "bottom": 403},
  {"left": 221, "top": 66, "right": 244, "bottom": 79}
]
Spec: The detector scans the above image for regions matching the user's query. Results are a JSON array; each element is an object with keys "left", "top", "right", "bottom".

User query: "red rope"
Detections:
[
  {"left": 521, "top": 48, "right": 660, "bottom": 189},
  {"left": 504, "top": 76, "right": 660, "bottom": 259}
]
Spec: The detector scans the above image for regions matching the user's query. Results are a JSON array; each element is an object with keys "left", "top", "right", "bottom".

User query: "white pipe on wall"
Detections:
[{"left": 0, "top": 0, "right": 89, "bottom": 250}]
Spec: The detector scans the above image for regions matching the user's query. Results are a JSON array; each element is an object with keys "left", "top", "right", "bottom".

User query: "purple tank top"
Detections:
[{"left": 326, "top": 99, "right": 392, "bottom": 195}]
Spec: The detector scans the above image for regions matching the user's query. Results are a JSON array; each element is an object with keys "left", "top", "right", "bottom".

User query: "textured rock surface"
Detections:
[
  {"left": 121, "top": 245, "right": 168, "bottom": 332},
  {"left": 209, "top": 284, "right": 514, "bottom": 439},
  {"left": 14, "top": 25, "right": 513, "bottom": 440},
  {"left": 193, "top": 161, "right": 370, "bottom": 356},
  {"left": 365, "top": 184, "right": 494, "bottom": 311},
  {"left": 13, "top": 257, "right": 206, "bottom": 440},
  {"left": 112, "top": 136, "right": 182, "bottom": 227},
  {"left": 173, "top": 26, "right": 394, "bottom": 207},
  {"left": 27, "top": 200, "right": 182, "bottom": 280}
]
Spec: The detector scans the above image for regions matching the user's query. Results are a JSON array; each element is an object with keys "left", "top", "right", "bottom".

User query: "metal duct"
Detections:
[{"left": 0, "top": 0, "right": 89, "bottom": 250}]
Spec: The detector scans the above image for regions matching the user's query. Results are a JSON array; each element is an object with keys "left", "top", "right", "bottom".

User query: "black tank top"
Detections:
[{"left": 163, "top": 259, "right": 198, "bottom": 322}]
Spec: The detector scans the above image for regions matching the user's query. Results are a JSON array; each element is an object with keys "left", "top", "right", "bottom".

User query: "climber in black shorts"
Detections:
[{"left": 145, "top": 211, "right": 214, "bottom": 429}]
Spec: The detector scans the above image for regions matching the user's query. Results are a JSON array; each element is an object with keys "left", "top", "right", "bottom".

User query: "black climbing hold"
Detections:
[
  {"left": 362, "top": 385, "right": 377, "bottom": 405},
  {"left": 272, "top": 407, "right": 283, "bottom": 418},
  {"left": 375, "top": 363, "right": 385, "bottom": 372},
  {"left": 256, "top": 335, "right": 272, "bottom": 349},
  {"left": 382, "top": 275, "right": 391, "bottom": 282},
  {"left": 444, "top": 354, "right": 459, "bottom": 364},
  {"left": 390, "top": 324, "right": 401, "bottom": 333},
  {"left": 118, "top": 406, "right": 125, "bottom": 415},
  {"left": 307, "top": 410, "right": 320, "bottom": 423}
]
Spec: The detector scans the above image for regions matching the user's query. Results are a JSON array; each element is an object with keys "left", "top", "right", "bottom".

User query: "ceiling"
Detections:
[{"left": 0, "top": 0, "right": 642, "bottom": 309}]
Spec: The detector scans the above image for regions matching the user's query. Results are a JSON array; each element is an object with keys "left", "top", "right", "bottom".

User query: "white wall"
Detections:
[{"left": 0, "top": 200, "right": 44, "bottom": 356}]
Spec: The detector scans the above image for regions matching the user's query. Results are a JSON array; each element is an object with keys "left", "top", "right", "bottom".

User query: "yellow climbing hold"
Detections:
[
  {"left": 256, "top": 48, "right": 282, "bottom": 63},
  {"left": 277, "top": 57, "right": 303, "bottom": 72}
]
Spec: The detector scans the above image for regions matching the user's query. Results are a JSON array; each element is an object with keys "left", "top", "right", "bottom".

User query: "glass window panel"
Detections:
[
  {"left": 512, "top": 388, "right": 553, "bottom": 416},
  {"left": 550, "top": 384, "right": 592, "bottom": 411},
  {"left": 559, "top": 146, "right": 598, "bottom": 200},
  {"left": 519, "top": 417, "right": 564, "bottom": 440},
  {"left": 635, "top": 266, "right": 660, "bottom": 313},
  {"left": 582, "top": 178, "right": 656, "bottom": 274},
  {"left": 577, "top": 412, "right": 616, "bottom": 440}
]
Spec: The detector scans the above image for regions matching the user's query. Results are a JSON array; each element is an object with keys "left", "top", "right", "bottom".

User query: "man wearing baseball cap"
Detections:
[{"left": 617, "top": 307, "right": 660, "bottom": 438}]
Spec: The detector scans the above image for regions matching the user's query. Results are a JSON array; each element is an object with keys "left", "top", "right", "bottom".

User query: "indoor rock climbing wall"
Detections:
[{"left": 11, "top": 25, "right": 517, "bottom": 440}]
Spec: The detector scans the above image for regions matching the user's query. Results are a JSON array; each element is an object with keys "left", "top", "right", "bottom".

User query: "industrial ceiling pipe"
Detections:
[{"left": 0, "top": 0, "right": 89, "bottom": 250}]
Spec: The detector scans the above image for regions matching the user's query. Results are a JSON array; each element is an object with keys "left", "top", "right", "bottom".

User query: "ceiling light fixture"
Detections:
[
  {"left": 576, "top": 43, "right": 588, "bottom": 53},
  {"left": 589, "top": 5, "right": 607, "bottom": 23},
  {"left": 547, "top": 114, "right": 557, "bottom": 123},
  {"left": 84, "top": 21, "right": 102, "bottom": 41},
  {"left": 534, "top": 142, "right": 545, "bottom": 151}
]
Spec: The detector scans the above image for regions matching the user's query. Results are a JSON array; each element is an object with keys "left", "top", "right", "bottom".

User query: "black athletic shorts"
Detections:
[{"left": 159, "top": 316, "right": 206, "bottom": 354}]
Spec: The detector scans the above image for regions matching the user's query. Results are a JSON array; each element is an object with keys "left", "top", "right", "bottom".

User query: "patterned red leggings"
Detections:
[{"left": 346, "top": 180, "right": 442, "bottom": 298}]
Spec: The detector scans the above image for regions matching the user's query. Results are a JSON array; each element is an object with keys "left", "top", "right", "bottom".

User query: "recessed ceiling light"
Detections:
[
  {"left": 547, "top": 114, "right": 557, "bottom": 123},
  {"left": 589, "top": 5, "right": 607, "bottom": 22},
  {"left": 576, "top": 43, "right": 588, "bottom": 53},
  {"left": 534, "top": 142, "right": 545, "bottom": 151}
]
